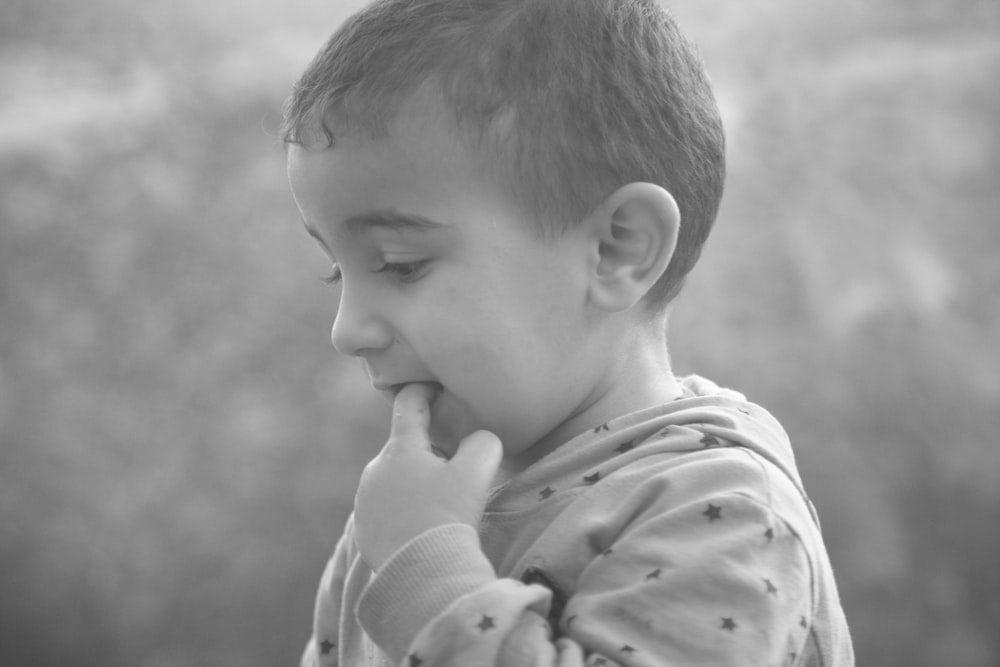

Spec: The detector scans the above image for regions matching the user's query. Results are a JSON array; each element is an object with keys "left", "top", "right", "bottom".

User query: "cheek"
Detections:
[
  {"left": 426, "top": 342, "right": 519, "bottom": 418},
  {"left": 413, "top": 277, "right": 570, "bottom": 434},
  {"left": 421, "top": 294, "right": 560, "bottom": 408}
]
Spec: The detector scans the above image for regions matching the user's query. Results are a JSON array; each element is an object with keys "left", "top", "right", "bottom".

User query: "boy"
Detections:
[{"left": 283, "top": 0, "right": 853, "bottom": 665}]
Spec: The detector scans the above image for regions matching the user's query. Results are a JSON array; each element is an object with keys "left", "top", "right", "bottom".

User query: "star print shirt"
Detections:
[{"left": 301, "top": 375, "right": 854, "bottom": 667}]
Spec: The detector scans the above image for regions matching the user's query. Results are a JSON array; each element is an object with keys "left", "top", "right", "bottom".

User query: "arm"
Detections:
[
  {"left": 300, "top": 514, "right": 356, "bottom": 667},
  {"left": 357, "top": 492, "right": 815, "bottom": 666},
  {"left": 352, "top": 385, "right": 821, "bottom": 666}
]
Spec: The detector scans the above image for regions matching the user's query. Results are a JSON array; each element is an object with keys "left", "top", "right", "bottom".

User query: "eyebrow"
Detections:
[
  {"left": 304, "top": 224, "right": 332, "bottom": 252},
  {"left": 344, "top": 210, "right": 450, "bottom": 234},
  {"left": 301, "top": 209, "right": 449, "bottom": 252}
]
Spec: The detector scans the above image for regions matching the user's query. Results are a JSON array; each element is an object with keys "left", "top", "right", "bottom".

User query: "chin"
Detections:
[{"left": 428, "top": 391, "right": 480, "bottom": 457}]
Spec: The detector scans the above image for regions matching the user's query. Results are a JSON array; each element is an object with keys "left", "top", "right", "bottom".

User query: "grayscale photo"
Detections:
[{"left": 1, "top": 1, "right": 997, "bottom": 665}]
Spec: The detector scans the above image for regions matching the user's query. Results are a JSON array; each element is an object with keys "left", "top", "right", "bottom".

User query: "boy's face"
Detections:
[{"left": 288, "top": 101, "right": 606, "bottom": 464}]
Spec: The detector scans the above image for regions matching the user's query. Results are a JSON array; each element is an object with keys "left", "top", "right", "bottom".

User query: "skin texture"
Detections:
[
  {"left": 352, "top": 382, "right": 503, "bottom": 570},
  {"left": 287, "top": 92, "right": 683, "bottom": 569}
]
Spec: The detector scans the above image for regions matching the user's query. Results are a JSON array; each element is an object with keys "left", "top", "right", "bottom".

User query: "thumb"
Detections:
[{"left": 449, "top": 429, "right": 503, "bottom": 492}]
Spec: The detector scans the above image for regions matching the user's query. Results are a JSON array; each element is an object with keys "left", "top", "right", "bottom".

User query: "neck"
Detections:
[{"left": 501, "top": 323, "right": 680, "bottom": 475}]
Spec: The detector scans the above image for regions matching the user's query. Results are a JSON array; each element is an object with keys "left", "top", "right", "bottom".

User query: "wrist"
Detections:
[{"left": 357, "top": 524, "right": 496, "bottom": 663}]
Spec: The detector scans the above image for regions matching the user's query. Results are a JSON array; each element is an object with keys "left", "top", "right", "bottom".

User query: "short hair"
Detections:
[{"left": 282, "top": 0, "right": 725, "bottom": 307}]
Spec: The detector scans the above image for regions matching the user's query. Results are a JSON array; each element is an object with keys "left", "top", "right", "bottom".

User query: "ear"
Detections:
[{"left": 585, "top": 182, "right": 680, "bottom": 312}]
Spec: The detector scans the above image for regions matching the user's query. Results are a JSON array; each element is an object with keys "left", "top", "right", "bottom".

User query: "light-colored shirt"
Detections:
[{"left": 301, "top": 375, "right": 854, "bottom": 666}]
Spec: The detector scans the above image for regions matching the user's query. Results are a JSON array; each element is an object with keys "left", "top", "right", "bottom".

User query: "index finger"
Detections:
[{"left": 389, "top": 382, "right": 440, "bottom": 444}]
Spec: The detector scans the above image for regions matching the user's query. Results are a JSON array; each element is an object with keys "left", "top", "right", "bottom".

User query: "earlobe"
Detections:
[{"left": 587, "top": 183, "right": 680, "bottom": 312}]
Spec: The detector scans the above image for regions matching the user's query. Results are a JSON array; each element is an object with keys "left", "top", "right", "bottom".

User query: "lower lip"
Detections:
[
  {"left": 376, "top": 382, "right": 443, "bottom": 403},
  {"left": 377, "top": 386, "right": 404, "bottom": 403}
]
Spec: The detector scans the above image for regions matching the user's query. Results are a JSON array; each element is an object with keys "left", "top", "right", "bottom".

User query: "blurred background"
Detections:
[{"left": 1, "top": 0, "right": 997, "bottom": 665}]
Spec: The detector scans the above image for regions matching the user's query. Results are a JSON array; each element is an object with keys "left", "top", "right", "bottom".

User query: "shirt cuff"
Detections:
[{"left": 356, "top": 523, "right": 497, "bottom": 663}]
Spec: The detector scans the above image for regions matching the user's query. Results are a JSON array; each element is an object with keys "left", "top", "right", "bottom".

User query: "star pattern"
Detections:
[
  {"left": 331, "top": 411, "right": 821, "bottom": 665},
  {"left": 614, "top": 439, "right": 636, "bottom": 453}
]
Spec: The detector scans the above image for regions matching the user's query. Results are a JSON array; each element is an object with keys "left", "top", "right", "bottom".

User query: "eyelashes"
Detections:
[
  {"left": 375, "top": 259, "right": 430, "bottom": 283},
  {"left": 320, "top": 265, "right": 342, "bottom": 285},
  {"left": 319, "top": 259, "right": 430, "bottom": 286}
]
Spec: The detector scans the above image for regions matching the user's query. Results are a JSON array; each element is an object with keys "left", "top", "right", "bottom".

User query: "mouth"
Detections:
[
  {"left": 372, "top": 382, "right": 406, "bottom": 402},
  {"left": 373, "top": 381, "right": 443, "bottom": 403}
]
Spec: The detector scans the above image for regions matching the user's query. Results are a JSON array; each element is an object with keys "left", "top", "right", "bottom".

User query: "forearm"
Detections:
[{"left": 355, "top": 497, "right": 816, "bottom": 667}]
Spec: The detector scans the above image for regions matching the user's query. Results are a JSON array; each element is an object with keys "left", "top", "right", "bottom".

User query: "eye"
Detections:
[
  {"left": 320, "top": 265, "right": 342, "bottom": 285},
  {"left": 375, "top": 259, "right": 430, "bottom": 283}
]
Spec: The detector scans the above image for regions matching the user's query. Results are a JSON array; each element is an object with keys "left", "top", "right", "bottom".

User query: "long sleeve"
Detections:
[
  {"left": 356, "top": 524, "right": 552, "bottom": 666},
  {"left": 353, "top": 471, "right": 833, "bottom": 666},
  {"left": 306, "top": 381, "right": 852, "bottom": 666},
  {"left": 301, "top": 514, "right": 356, "bottom": 667}
]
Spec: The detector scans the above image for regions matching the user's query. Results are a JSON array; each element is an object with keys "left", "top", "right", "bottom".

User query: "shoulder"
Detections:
[{"left": 583, "top": 437, "right": 820, "bottom": 549}]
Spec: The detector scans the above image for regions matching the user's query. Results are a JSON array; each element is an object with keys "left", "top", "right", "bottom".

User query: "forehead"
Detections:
[{"left": 287, "top": 99, "right": 502, "bottom": 230}]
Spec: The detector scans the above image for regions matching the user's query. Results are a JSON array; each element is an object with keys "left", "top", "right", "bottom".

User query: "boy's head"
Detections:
[
  {"left": 282, "top": 0, "right": 725, "bottom": 308},
  {"left": 285, "top": 0, "right": 724, "bottom": 467}
]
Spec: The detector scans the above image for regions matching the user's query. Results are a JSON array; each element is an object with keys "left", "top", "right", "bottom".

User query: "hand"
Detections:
[{"left": 353, "top": 383, "right": 503, "bottom": 572}]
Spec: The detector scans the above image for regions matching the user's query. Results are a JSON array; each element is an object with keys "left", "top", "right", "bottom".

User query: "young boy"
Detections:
[{"left": 283, "top": 0, "right": 853, "bottom": 665}]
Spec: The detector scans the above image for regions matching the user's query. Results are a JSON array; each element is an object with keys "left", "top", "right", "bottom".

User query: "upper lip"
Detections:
[
  {"left": 372, "top": 380, "right": 442, "bottom": 397},
  {"left": 372, "top": 381, "right": 407, "bottom": 393}
]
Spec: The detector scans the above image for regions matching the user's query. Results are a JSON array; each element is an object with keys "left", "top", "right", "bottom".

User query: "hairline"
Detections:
[
  {"left": 280, "top": 0, "right": 726, "bottom": 309},
  {"left": 289, "top": 80, "right": 576, "bottom": 245}
]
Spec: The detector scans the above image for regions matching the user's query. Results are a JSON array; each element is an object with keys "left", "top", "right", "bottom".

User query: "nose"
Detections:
[{"left": 330, "top": 288, "right": 394, "bottom": 357}]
